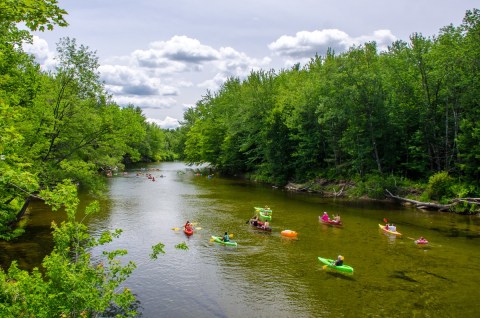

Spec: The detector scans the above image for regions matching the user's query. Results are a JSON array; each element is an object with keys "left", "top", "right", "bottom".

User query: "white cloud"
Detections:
[
  {"left": 268, "top": 28, "right": 397, "bottom": 59},
  {"left": 147, "top": 116, "right": 180, "bottom": 129},
  {"left": 23, "top": 29, "right": 395, "bottom": 125},
  {"left": 22, "top": 36, "right": 56, "bottom": 70}
]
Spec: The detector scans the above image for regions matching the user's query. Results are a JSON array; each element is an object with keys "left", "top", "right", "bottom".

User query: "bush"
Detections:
[
  {"left": 426, "top": 171, "right": 454, "bottom": 202},
  {"left": 353, "top": 174, "right": 399, "bottom": 200}
]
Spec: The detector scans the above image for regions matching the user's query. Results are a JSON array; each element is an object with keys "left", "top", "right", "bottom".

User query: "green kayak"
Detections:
[
  {"left": 254, "top": 207, "right": 272, "bottom": 221},
  {"left": 211, "top": 236, "right": 237, "bottom": 246},
  {"left": 318, "top": 257, "right": 354, "bottom": 274}
]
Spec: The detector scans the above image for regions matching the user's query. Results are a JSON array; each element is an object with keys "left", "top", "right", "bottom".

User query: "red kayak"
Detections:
[
  {"left": 249, "top": 220, "right": 272, "bottom": 232},
  {"left": 320, "top": 218, "right": 343, "bottom": 226},
  {"left": 184, "top": 227, "right": 193, "bottom": 236}
]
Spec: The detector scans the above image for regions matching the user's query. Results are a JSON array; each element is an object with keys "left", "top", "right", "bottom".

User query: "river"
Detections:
[{"left": 1, "top": 162, "right": 479, "bottom": 317}]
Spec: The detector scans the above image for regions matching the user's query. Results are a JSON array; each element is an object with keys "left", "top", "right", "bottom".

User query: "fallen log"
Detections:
[{"left": 385, "top": 189, "right": 453, "bottom": 211}]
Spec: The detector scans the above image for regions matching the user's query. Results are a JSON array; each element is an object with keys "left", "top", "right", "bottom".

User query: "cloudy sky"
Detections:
[{"left": 26, "top": 0, "right": 477, "bottom": 128}]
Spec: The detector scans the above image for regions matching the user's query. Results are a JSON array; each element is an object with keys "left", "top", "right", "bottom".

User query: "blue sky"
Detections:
[{"left": 25, "top": 0, "right": 478, "bottom": 128}]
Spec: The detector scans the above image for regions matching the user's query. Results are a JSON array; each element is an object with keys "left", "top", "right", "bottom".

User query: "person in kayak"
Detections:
[
  {"left": 333, "top": 255, "right": 344, "bottom": 266},
  {"left": 333, "top": 214, "right": 341, "bottom": 223},
  {"left": 184, "top": 221, "right": 193, "bottom": 231},
  {"left": 222, "top": 232, "right": 230, "bottom": 242},
  {"left": 263, "top": 220, "right": 270, "bottom": 229},
  {"left": 321, "top": 212, "right": 329, "bottom": 222},
  {"left": 384, "top": 223, "right": 390, "bottom": 230},
  {"left": 250, "top": 215, "right": 259, "bottom": 226},
  {"left": 389, "top": 224, "right": 397, "bottom": 232}
]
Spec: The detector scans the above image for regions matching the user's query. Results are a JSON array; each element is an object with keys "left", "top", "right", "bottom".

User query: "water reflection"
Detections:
[{"left": 1, "top": 162, "right": 480, "bottom": 317}]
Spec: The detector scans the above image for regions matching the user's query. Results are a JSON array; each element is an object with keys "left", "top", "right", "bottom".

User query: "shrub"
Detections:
[{"left": 426, "top": 171, "right": 454, "bottom": 201}]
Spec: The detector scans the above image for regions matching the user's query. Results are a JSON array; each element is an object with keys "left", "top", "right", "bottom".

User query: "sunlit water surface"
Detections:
[{"left": 2, "top": 162, "right": 479, "bottom": 317}]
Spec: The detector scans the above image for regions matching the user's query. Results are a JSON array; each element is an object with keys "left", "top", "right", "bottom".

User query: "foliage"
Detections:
[
  {"left": 0, "top": 181, "right": 138, "bottom": 317},
  {"left": 180, "top": 9, "right": 480, "bottom": 203},
  {"left": 425, "top": 171, "right": 454, "bottom": 202}
]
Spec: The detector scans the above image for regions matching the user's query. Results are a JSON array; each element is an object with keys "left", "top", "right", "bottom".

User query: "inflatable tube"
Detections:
[{"left": 281, "top": 230, "right": 297, "bottom": 237}]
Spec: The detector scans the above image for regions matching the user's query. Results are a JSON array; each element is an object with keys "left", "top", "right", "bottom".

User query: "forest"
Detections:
[{"left": 180, "top": 9, "right": 480, "bottom": 213}]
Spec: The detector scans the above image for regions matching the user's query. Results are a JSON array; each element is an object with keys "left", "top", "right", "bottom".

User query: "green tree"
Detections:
[{"left": 0, "top": 181, "right": 138, "bottom": 317}]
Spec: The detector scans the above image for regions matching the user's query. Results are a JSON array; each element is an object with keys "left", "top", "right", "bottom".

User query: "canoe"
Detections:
[
  {"left": 280, "top": 230, "right": 297, "bottom": 237},
  {"left": 211, "top": 236, "right": 237, "bottom": 246},
  {"left": 378, "top": 224, "right": 402, "bottom": 236},
  {"left": 318, "top": 257, "right": 354, "bottom": 274},
  {"left": 249, "top": 220, "right": 272, "bottom": 232},
  {"left": 184, "top": 227, "right": 193, "bottom": 236}
]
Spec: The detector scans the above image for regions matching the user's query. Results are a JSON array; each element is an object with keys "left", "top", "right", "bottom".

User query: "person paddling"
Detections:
[
  {"left": 332, "top": 255, "right": 344, "bottom": 266},
  {"left": 222, "top": 232, "right": 230, "bottom": 242},
  {"left": 321, "top": 212, "right": 329, "bottom": 222}
]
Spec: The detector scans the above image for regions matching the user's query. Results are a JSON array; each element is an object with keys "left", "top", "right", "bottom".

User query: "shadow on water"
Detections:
[
  {"left": 325, "top": 271, "right": 356, "bottom": 281},
  {"left": 390, "top": 271, "right": 419, "bottom": 283}
]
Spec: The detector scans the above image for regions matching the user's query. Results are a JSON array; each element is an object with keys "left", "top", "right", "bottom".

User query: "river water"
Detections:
[{"left": 1, "top": 162, "right": 479, "bottom": 317}]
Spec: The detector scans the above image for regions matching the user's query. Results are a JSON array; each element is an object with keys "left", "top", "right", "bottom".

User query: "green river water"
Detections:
[{"left": 1, "top": 162, "right": 479, "bottom": 317}]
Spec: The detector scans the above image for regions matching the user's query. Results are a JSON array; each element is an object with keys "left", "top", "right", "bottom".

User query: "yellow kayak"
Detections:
[{"left": 378, "top": 224, "right": 402, "bottom": 236}]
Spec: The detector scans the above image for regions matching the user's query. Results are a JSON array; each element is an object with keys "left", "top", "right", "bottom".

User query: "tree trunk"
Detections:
[
  {"left": 385, "top": 189, "right": 452, "bottom": 211},
  {"left": 14, "top": 196, "right": 32, "bottom": 223}
]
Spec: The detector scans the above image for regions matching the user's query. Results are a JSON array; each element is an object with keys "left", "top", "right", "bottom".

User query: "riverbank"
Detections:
[{"left": 282, "top": 178, "right": 480, "bottom": 215}]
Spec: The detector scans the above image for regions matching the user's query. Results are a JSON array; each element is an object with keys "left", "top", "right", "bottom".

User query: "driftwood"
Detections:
[{"left": 385, "top": 189, "right": 453, "bottom": 211}]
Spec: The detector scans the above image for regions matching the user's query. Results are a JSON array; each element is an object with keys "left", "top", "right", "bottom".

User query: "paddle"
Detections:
[
  {"left": 322, "top": 265, "right": 327, "bottom": 270},
  {"left": 171, "top": 227, "right": 181, "bottom": 231}
]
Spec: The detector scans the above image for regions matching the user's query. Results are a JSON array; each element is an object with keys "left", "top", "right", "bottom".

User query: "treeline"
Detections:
[
  {"left": 0, "top": 4, "right": 180, "bottom": 239},
  {"left": 181, "top": 9, "right": 480, "bottom": 203}
]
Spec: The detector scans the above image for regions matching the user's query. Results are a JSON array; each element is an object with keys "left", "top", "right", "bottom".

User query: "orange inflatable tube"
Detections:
[{"left": 281, "top": 229, "right": 297, "bottom": 237}]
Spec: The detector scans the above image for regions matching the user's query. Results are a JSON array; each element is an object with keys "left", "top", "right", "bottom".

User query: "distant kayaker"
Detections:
[
  {"left": 333, "top": 214, "right": 341, "bottom": 223},
  {"left": 222, "top": 232, "right": 230, "bottom": 242},
  {"left": 263, "top": 220, "right": 270, "bottom": 229},
  {"left": 184, "top": 221, "right": 192, "bottom": 230},
  {"left": 333, "top": 255, "right": 344, "bottom": 266},
  {"left": 389, "top": 224, "right": 397, "bottom": 232},
  {"left": 250, "top": 215, "right": 259, "bottom": 226},
  {"left": 385, "top": 223, "right": 390, "bottom": 230},
  {"left": 321, "top": 212, "right": 329, "bottom": 222}
]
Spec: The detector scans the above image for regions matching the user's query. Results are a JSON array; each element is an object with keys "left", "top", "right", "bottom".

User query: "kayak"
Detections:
[
  {"left": 318, "top": 257, "right": 354, "bottom": 274},
  {"left": 281, "top": 229, "right": 297, "bottom": 237},
  {"left": 255, "top": 207, "right": 272, "bottom": 221},
  {"left": 249, "top": 220, "right": 272, "bottom": 232},
  {"left": 184, "top": 227, "right": 193, "bottom": 236},
  {"left": 378, "top": 224, "right": 402, "bottom": 236},
  {"left": 211, "top": 236, "right": 237, "bottom": 246},
  {"left": 415, "top": 239, "right": 429, "bottom": 245}
]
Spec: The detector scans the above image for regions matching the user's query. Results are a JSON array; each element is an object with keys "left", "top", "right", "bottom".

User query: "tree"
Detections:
[{"left": 0, "top": 181, "right": 138, "bottom": 317}]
